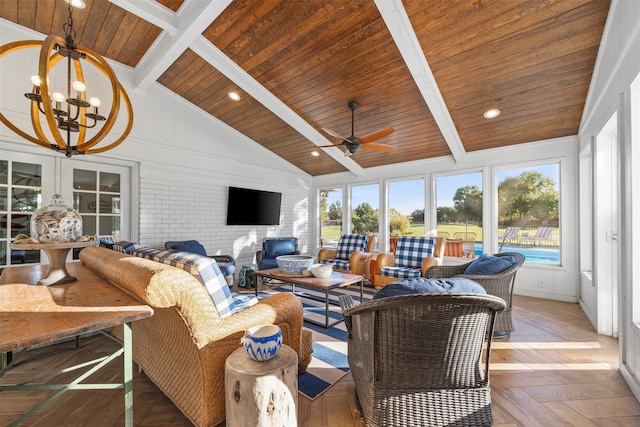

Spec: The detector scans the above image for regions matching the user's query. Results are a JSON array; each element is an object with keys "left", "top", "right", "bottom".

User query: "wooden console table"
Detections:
[
  {"left": 10, "top": 240, "right": 98, "bottom": 286},
  {"left": 0, "top": 263, "right": 153, "bottom": 426}
]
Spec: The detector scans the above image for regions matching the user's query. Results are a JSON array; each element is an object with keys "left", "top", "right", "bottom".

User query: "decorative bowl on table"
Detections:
[
  {"left": 242, "top": 324, "right": 283, "bottom": 362},
  {"left": 309, "top": 263, "right": 333, "bottom": 278},
  {"left": 275, "top": 255, "right": 314, "bottom": 275}
]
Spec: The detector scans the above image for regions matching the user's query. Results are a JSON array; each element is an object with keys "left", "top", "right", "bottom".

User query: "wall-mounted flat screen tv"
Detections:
[{"left": 226, "top": 186, "right": 282, "bottom": 226}]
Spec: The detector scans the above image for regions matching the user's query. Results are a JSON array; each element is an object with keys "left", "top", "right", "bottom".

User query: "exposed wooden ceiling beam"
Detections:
[
  {"left": 375, "top": 0, "right": 466, "bottom": 163},
  {"left": 108, "top": 0, "right": 177, "bottom": 33},
  {"left": 191, "top": 36, "right": 366, "bottom": 177},
  {"left": 127, "top": 0, "right": 233, "bottom": 90}
]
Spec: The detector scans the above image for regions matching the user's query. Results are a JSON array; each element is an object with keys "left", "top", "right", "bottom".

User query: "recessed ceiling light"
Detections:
[
  {"left": 228, "top": 92, "right": 241, "bottom": 101},
  {"left": 311, "top": 151, "right": 320, "bottom": 157},
  {"left": 484, "top": 109, "right": 500, "bottom": 119}
]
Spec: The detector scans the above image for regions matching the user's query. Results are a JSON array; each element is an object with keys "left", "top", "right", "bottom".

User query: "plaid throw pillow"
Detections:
[
  {"left": 113, "top": 241, "right": 138, "bottom": 254},
  {"left": 132, "top": 247, "right": 237, "bottom": 318},
  {"left": 379, "top": 266, "right": 423, "bottom": 279},
  {"left": 395, "top": 236, "right": 435, "bottom": 269},
  {"left": 336, "top": 234, "right": 368, "bottom": 260}
]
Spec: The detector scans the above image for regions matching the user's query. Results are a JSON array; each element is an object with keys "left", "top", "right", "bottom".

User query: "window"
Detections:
[
  {"left": 497, "top": 163, "right": 560, "bottom": 265},
  {"left": 436, "top": 172, "right": 483, "bottom": 257},
  {"left": 389, "top": 178, "right": 424, "bottom": 236},
  {"left": 319, "top": 187, "right": 342, "bottom": 246},
  {"left": 351, "top": 183, "right": 379, "bottom": 235}
]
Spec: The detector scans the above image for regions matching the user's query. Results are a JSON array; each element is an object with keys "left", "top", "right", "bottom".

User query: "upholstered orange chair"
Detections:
[
  {"left": 373, "top": 236, "right": 446, "bottom": 289},
  {"left": 318, "top": 233, "right": 377, "bottom": 276}
]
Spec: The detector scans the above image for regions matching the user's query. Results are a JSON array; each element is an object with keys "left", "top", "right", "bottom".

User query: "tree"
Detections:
[
  {"left": 320, "top": 195, "right": 329, "bottom": 221},
  {"left": 453, "top": 185, "right": 483, "bottom": 224},
  {"left": 389, "top": 208, "right": 410, "bottom": 236},
  {"left": 352, "top": 203, "right": 378, "bottom": 234},
  {"left": 498, "top": 171, "right": 558, "bottom": 225},
  {"left": 411, "top": 209, "right": 424, "bottom": 224},
  {"left": 437, "top": 206, "right": 457, "bottom": 223},
  {"left": 328, "top": 201, "right": 342, "bottom": 220}
]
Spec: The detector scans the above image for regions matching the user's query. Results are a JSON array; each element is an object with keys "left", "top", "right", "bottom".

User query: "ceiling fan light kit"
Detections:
[{"left": 320, "top": 101, "right": 395, "bottom": 156}]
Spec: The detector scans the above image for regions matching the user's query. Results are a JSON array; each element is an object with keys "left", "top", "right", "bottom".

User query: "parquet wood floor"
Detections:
[{"left": 1, "top": 296, "right": 639, "bottom": 426}]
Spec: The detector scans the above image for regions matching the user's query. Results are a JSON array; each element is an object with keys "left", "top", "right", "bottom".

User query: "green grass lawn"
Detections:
[{"left": 321, "top": 223, "right": 559, "bottom": 246}]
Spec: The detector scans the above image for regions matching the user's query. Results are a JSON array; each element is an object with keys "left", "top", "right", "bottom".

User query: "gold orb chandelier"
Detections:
[{"left": 0, "top": 0, "right": 133, "bottom": 157}]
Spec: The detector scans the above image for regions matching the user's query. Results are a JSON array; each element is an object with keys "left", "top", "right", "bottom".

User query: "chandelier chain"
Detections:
[{"left": 63, "top": 3, "right": 77, "bottom": 49}]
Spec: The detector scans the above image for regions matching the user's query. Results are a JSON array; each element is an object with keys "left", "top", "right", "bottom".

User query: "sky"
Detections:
[{"left": 322, "top": 163, "right": 559, "bottom": 214}]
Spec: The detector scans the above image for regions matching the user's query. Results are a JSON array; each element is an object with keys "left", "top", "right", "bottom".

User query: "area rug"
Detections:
[{"left": 258, "top": 283, "right": 375, "bottom": 399}]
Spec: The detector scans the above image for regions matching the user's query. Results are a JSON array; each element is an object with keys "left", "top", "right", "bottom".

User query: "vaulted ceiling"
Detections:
[{"left": 0, "top": 0, "right": 610, "bottom": 176}]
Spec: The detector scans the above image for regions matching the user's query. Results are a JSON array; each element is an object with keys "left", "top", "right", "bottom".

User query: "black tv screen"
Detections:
[{"left": 226, "top": 187, "right": 282, "bottom": 226}]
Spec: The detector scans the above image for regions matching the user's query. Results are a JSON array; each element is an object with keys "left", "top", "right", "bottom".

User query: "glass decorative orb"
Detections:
[{"left": 31, "top": 194, "right": 83, "bottom": 243}]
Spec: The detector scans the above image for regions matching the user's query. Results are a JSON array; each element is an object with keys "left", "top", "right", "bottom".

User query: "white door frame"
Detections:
[{"left": 593, "top": 112, "right": 620, "bottom": 336}]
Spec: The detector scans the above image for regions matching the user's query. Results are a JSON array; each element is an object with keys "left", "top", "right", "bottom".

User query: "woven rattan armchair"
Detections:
[
  {"left": 426, "top": 252, "right": 525, "bottom": 335},
  {"left": 339, "top": 293, "right": 506, "bottom": 427}
]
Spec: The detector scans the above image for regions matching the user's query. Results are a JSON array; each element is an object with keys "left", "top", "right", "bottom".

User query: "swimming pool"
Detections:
[
  {"left": 476, "top": 244, "right": 560, "bottom": 264},
  {"left": 334, "top": 242, "right": 560, "bottom": 265}
]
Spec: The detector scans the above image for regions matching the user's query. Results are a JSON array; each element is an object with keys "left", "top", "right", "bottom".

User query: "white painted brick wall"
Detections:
[{"left": 138, "top": 164, "right": 312, "bottom": 279}]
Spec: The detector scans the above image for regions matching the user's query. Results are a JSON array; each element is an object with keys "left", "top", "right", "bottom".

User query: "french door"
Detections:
[{"left": 1, "top": 149, "right": 130, "bottom": 267}]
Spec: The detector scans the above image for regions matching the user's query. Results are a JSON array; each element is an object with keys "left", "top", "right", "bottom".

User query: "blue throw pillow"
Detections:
[
  {"left": 464, "top": 254, "right": 516, "bottom": 275},
  {"left": 165, "top": 240, "right": 208, "bottom": 257},
  {"left": 264, "top": 238, "right": 296, "bottom": 259},
  {"left": 113, "top": 240, "right": 139, "bottom": 254},
  {"left": 373, "top": 277, "right": 486, "bottom": 299}
]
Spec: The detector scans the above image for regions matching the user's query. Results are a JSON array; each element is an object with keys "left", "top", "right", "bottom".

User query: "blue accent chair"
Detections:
[{"left": 256, "top": 237, "right": 299, "bottom": 270}]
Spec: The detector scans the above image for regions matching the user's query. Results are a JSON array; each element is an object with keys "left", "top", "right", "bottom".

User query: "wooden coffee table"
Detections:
[{"left": 255, "top": 269, "right": 363, "bottom": 328}]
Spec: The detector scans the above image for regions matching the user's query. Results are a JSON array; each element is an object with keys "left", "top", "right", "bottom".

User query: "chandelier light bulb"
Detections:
[
  {"left": 30, "top": 75, "right": 41, "bottom": 86},
  {"left": 52, "top": 92, "right": 66, "bottom": 103},
  {"left": 89, "top": 97, "right": 101, "bottom": 107},
  {"left": 72, "top": 81, "right": 86, "bottom": 92}
]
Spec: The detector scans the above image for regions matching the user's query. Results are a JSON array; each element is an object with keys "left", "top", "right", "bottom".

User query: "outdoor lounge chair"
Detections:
[
  {"left": 453, "top": 231, "right": 476, "bottom": 258},
  {"left": 339, "top": 292, "right": 507, "bottom": 427},
  {"left": 521, "top": 227, "right": 554, "bottom": 246},
  {"left": 499, "top": 226, "right": 521, "bottom": 250}
]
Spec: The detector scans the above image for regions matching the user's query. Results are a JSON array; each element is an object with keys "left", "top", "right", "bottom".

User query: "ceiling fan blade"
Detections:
[
  {"left": 322, "top": 127, "right": 350, "bottom": 142},
  {"left": 359, "top": 127, "right": 394, "bottom": 144},
  {"left": 361, "top": 142, "right": 395, "bottom": 152}
]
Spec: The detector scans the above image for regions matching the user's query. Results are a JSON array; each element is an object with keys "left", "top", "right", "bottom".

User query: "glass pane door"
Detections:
[
  {"left": 61, "top": 159, "right": 130, "bottom": 245},
  {"left": 0, "top": 152, "right": 55, "bottom": 266}
]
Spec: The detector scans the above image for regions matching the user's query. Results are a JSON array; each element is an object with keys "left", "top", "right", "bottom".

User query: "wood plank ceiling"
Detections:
[{"left": 0, "top": 0, "right": 610, "bottom": 177}]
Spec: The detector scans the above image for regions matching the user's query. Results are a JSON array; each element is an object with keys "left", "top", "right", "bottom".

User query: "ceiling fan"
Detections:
[{"left": 320, "top": 101, "right": 395, "bottom": 156}]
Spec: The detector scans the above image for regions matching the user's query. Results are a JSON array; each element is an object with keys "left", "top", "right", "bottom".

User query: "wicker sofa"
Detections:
[{"left": 79, "top": 246, "right": 313, "bottom": 426}]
